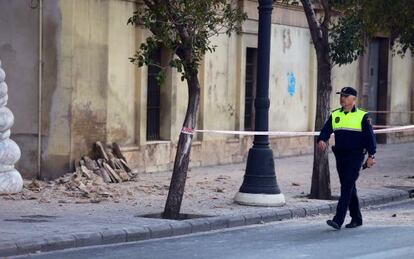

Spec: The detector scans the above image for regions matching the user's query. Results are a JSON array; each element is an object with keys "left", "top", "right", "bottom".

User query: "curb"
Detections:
[{"left": 0, "top": 189, "right": 410, "bottom": 257}]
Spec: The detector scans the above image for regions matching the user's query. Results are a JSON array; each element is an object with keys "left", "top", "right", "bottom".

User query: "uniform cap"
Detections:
[{"left": 336, "top": 86, "right": 357, "bottom": 97}]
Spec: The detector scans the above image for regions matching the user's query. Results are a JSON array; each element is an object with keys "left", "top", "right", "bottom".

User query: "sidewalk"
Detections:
[{"left": 1, "top": 142, "right": 413, "bottom": 257}]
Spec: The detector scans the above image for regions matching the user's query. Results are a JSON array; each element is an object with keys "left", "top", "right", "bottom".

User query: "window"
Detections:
[
  {"left": 146, "top": 48, "right": 162, "bottom": 140},
  {"left": 244, "top": 48, "right": 257, "bottom": 131}
]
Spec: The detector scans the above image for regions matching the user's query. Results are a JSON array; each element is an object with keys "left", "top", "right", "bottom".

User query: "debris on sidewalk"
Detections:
[
  {"left": 50, "top": 141, "right": 139, "bottom": 202},
  {"left": 0, "top": 142, "right": 142, "bottom": 204},
  {"left": 26, "top": 179, "right": 42, "bottom": 191},
  {"left": 83, "top": 141, "right": 136, "bottom": 183},
  {"left": 1, "top": 142, "right": 413, "bottom": 215}
]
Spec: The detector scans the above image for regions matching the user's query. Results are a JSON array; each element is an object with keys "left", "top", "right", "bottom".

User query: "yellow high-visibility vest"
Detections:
[{"left": 331, "top": 108, "right": 366, "bottom": 132}]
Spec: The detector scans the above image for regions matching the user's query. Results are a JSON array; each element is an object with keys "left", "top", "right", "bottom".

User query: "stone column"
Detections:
[{"left": 0, "top": 60, "right": 23, "bottom": 194}]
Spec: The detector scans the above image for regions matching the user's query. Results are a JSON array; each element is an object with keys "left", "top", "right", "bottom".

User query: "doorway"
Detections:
[{"left": 366, "top": 37, "right": 389, "bottom": 144}]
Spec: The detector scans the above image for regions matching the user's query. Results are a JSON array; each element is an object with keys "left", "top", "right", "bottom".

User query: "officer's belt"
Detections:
[{"left": 331, "top": 146, "right": 364, "bottom": 155}]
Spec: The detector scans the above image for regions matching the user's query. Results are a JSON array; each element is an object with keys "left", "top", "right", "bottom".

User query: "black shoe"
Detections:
[
  {"left": 326, "top": 220, "right": 341, "bottom": 230},
  {"left": 345, "top": 221, "right": 362, "bottom": 228}
]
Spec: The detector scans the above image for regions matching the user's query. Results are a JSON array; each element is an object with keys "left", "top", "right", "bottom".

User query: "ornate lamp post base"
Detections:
[
  {"left": 234, "top": 192, "right": 285, "bottom": 206},
  {"left": 0, "top": 169, "right": 23, "bottom": 194},
  {"left": 234, "top": 147, "right": 285, "bottom": 206},
  {"left": 0, "top": 60, "right": 23, "bottom": 194}
]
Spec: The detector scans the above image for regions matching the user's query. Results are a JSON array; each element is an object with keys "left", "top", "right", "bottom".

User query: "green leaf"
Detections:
[{"left": 128, "top": 0, "right": 247, "bottom": 79}]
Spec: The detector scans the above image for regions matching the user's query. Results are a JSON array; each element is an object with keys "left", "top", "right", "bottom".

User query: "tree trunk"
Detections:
[
  {"left": 163, "top": 70, "right": 200, "bottom": 219},
  {"left": 300, "top": 0, "right": 333, "bottom": 200},
  {"left": 309, "top": 54, "right": 332, "bottom": 199}
]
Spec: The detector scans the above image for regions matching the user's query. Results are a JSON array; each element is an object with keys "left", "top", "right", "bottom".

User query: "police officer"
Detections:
[{"left": 317, "top": 86, "right": 376, "bottom": 230}]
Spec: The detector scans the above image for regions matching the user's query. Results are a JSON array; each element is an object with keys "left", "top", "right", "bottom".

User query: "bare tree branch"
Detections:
[
  {"left": 300, "top": 0, "right": 323, "bottom": 49},
  {"left": 320, "top": 0, "right": 331, "bottom": 36}
]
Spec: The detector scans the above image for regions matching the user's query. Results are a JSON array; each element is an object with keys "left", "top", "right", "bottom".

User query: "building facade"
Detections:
[{"left": 0, "top": 0, "right": 413, "bottom": 179}]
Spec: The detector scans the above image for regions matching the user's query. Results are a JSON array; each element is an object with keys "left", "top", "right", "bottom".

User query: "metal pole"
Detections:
[
  {"left": 37, "top": 0, "right": 43, "bottom": 180},
  {"left": 254, "top": 0, "right": 272, "bottom": 146},
  {"left": 234, "top": 0, "right": 285, "bottom": 206}
]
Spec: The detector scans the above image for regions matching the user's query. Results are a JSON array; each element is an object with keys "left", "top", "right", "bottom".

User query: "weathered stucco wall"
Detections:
[
  {"left": 41, "top": 0, "right": 72, "bottom": 179},
  {"left": 43, "top": 0, "right": 141, "bottom": 178},
  {"left": 389, "top": 53, "right": 413, "bottom": 125},
  {"left": 57, "top": 0, "right": 414, "bottom": 175},
  {"left": 66, "top": 0, "right": 110, "bottom": 171},
  {"left": 330, "top": 62, "right": 360, "bottom": 110},
  {"left": 387, "top": 52, "right": 414, "bottom": 143},
  {"left": 106, "top": 0, "right": 138, "bottom": 145},
  {"left": 174, "top": 66, "right": 189, "bottom": 142},
  {"left": 2, "top": 0, "right": 413, "bottom": 178},
  {"left": 269, "top": 25, "right": 312, "bottom": 132},
  {"left": 203, "top": 34, "right": 239, "bottom": 140},
  {"left": 0, "top": 0, "right": 40, "bottom": 178}
]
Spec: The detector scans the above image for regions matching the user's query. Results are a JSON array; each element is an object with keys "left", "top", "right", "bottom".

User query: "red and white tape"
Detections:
[
  {"left": 195, "top": 125, "right": 414, "bottom": 136},
  {"left": 181, "top": 127, "right": 195, "bottom": 135},
  {"left": 373, "top": 125, "right": 414, "bottom": 134},
  {"left": 368, "top": 111, "right": 414, "bottom": 114}
]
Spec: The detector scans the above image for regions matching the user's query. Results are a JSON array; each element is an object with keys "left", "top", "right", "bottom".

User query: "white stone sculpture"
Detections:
[{"left": 0, "top": 60, "right": 23, "bottom": 194}]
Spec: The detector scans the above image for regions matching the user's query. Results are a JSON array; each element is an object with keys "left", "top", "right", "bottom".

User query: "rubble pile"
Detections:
[
  {"left": 52, "top": 141, "right": 137, "bottom": 201},
  {"left": 1, "top": 142, "right": 138, "bottom": 203},
  {"left": 73, "top": 141, "right": 135, "bottom": 184}
]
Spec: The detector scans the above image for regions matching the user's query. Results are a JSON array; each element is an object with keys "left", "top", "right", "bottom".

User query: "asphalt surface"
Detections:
[
  {"left": 16, "top": 199, "right": 414, "bottom": 259},
  {"left": 1, "top": 142, "right": 413, "bottom": 257}
]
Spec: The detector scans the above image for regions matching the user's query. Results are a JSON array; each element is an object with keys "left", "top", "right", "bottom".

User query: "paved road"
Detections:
[{"left": 15, "top": 199, "right": 414, "bottom": 259}]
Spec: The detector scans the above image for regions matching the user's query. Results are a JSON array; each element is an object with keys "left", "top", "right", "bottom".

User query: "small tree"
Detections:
[
  {"left": 299, "top": 0, "right": 335, "bottom": 200},
  {"left": 298, "top": 0, "right": 414, "bottom": 199},
  {"left": 128, "top": 1, "right": 246, "bottom": 219}
]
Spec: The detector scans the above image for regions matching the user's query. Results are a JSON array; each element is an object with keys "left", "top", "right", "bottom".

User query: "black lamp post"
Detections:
[{"left": 234, "top": 0, "right": 285, "bottom": 206}]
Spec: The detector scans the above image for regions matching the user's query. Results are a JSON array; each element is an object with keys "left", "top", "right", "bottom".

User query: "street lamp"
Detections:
[{"left": 234, "top": 0, "right": 285, "bottom": 206}]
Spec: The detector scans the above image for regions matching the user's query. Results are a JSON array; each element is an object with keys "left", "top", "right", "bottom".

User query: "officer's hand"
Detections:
[
  {"left": 317, "top": 141, "right": 327, "bottom": 151},
  {"left": 366, "top": 157, "right": 375, "bottom": 168}
]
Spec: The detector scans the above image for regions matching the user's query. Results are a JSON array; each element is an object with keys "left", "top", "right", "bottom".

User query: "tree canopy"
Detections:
[
  {"left": 128, "top": 0, "right": 246, "bottom": 81},
  {"left": 330, "top": 0, "right": 414, "bottom": 65}
]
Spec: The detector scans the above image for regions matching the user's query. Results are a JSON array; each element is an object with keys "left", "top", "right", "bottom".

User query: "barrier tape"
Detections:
[
  {"left": 372, "top": 125, "right": 401, "bottom": 128},
  {"left": 181, "top": 127, "right": 194, "bottom": 135},
  {"left": 195, "top": 125, "right": 414, "bottom": 137},
  {"left": 368, "top": 111, "right": 414, "bottom": 114},
  {"left": 373, "top": 125, "right": 414, "bottom": 134}
]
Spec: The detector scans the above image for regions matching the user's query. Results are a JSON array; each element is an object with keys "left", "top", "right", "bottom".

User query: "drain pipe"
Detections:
[
  {"left": 37, "top": 0, "right": 43, "bottom": 179},
  {"left": 412, "top": 62, "right": 414, "bottom": 124}
]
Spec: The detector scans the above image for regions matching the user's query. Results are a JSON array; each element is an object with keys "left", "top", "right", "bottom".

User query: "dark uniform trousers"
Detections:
[{"left": 332, "top": 150, "right": 364, "bottom": 226}]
